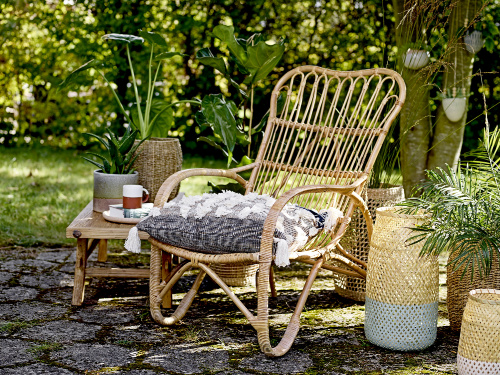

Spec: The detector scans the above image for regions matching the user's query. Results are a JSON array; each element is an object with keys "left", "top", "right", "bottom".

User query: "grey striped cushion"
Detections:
[{"left": 137, "top": 191, "right": 325, "bottom": 255}]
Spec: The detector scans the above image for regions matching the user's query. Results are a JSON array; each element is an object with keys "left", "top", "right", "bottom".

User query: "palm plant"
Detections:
[{"left": 398, "top": 126, "right": 500, "bottom": 279}]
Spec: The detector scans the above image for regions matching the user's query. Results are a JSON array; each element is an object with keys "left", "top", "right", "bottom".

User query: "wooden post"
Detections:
[
  {"left": 162, "top": 252, "right": 172, "bottom": 308},
  {"left": 269, "top": 266, "right": 278, "bottom": 298},
  {"left": 97, "top": 239, "right": 108, "bottom": 262},
  {"left": 72, "top": 238, "right": 88, "bottom": 306}
]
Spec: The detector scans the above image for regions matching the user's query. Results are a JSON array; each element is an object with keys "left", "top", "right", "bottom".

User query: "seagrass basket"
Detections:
[
  {"left": 365, "top": 207, "right": 439, "bottom": 351},
  {"left": 335, "top": 185, "right": 404, "bottom": 301},
  {"left": 133, "top": 138, "right": 182, "bottom": 204},
  {"left": 457, "top": 289, "right": 500, "bottom": 374},
  {"left": 210, "top": 263, "right": 259, "bottom": 287},
  {"left": 447, "top": 253, "right": 500, "bottom": 330}
]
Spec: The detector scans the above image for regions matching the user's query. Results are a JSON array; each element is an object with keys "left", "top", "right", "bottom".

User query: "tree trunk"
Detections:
[
  {"left": 426, "top": 0, "right": 479, "bottom": 171},
  {"left": 393, "top": 0, "right": 432, "bottom": 197}
]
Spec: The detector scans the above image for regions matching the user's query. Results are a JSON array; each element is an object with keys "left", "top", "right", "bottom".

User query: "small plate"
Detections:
[{"left": 102, "top": 211, "right": 141, "bottom": 224}]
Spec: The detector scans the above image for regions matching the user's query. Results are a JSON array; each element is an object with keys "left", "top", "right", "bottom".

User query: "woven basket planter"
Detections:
[
  {"left": 457, "top": 289, "right": 500, "bottom": 374},
  {"left": 447, "top": 253, "right": 500, "bottom": 330},
  {"left": 211, "top": 263, "right": 259, "bottom": 287},
  {"left": 335, "top": 185, "right": 404, "bottom": 301},
  {"left": 133, "top": 138, "right": 182, "bottom": 204},
  {"left": 365, "top": 207, "right": 439, "bottom": 351}
]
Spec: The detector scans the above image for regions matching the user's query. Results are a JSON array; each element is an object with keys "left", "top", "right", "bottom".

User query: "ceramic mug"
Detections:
[{"left": 123, "top": 185, "right": 149, "bottom": 209}]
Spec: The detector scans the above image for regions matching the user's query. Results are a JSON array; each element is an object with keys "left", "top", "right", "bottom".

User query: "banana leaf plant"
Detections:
[
  {"left": 195, "top": 25, "right": 285, "bottom": 167},
  {"left": 59, "top": 31, "right": 199, "bottom": 139},
  {"left": 83, "top": 127, "right": 147, "bottom": 174}
]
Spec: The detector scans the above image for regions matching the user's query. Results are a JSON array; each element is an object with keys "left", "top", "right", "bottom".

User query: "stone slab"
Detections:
[
  {"left": 18, "top": 271, "right": 73, "bottom": 289},
  {"left": 0, "top": 363, "right": 77, "bottom": 375},
  {"left": 0, "top": 271, "right": 13, "bottom": 284},
  {"left": 0, "top": 259, "right": 56, "bottom": 273},
  {"left": 108, "top": 325, "right": 165, "bottom": 343},
  {"left": 0, "top": 339, "right": 35, "bottom": 366},
  {"left": 16, "top": 320, "right": 101, "bottom": 343},
  {"left": 71, "top": 305, "right": 136, "bottom": 325},
  {"left": 0, "top": 301, "right": 68, "bottom": 321},
  {"left": 0, "top": 286, "right": 38, "bottom": 302},
  {"left": 36, "top": 250, "right": 73, "bottom": 263},
  {"left": 240, "top": 351, "right": 314, "bottom": 374},
  {"left": 51, "top": 343, "right": 134, "bottom": 371},
  {"left": 144, "top": 346, "right": 230, "bottom": 374}
]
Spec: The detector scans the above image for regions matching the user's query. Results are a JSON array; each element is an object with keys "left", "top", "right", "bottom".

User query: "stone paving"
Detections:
[{"left": 0, "top": 246, "right": 460, "bottom": 374}]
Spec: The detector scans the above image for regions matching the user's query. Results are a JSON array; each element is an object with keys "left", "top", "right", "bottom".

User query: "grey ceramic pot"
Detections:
[{"left": 93, "top": 170, "right": 139, "bottom": 212}]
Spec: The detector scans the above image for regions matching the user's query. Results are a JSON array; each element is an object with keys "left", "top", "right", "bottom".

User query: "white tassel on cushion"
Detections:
[
  {"left": 274, "top": 238, "right": 290, "bottom": 267},
  {"left": 125, "top": 227, "right": 142, "bottom": 253},
  {"left": 149, "top": 207, "right": 162, "bottom": 217},
  {"left": 324, "top": 207, "right": 344, "bottom": 232}
]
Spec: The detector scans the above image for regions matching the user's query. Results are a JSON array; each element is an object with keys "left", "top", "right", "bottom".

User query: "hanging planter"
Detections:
[
  {"left": 443, "top": 97, "right": 467, "bottom": 122},
  {"left": 403, "top": 49, "right": 430, "bottom": 70},
  {"left": 464, "top": 31, "right": 484, "bottom": 54}
]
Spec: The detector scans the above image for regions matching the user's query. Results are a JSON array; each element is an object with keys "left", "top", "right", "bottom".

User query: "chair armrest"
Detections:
[
  {"left": 258, "top": 179, "right": 369, "bottom": 264},
  {"left": 154, "top": 163, "right": 259, "bottom": 207}
]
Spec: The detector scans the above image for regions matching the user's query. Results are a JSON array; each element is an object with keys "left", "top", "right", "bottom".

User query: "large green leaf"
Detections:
[
  {"left": 153, "top": 51, "right": 187, "bottom": 61},
  {"left": 102, "top": 33, "right": 144, "bottom": 44},
  {"left": 196, "top": 48, "right": 227, "bottom": 75},
  {"left": 138, "top": 30, "right": 168, "bottom": 47},
  {"left": 148, "top": 99, "right": 175, "bottom": 138},
  {"left": 212, "top": 25, "right": 247, "bottom": 64},
  {"left": 243, "top": 39, "right": 285, "bottom": 85},
  {"left": 58, "top": 59, "right": 105, "bottom": 91},
  {"left": 199, "top": 94, "right": 243, "bottom": 165}
]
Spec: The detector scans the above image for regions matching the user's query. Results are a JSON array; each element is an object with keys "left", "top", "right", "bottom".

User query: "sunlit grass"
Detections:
[{"left": 0, "top": 147, "right": 226, "bottom": 247}]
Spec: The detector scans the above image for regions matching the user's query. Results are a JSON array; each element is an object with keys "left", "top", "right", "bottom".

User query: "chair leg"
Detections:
[
  {"left": 255, "top": 258, "right": 323, "bottom": 357},
  {"left": 269, "top": 265, "right": 277, "bottom": 298},
  {"left": 150, "top": 245, "right": 206, "bottom": 325}
]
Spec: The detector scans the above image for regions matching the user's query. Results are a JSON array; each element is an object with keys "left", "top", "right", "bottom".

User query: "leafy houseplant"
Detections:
[
  {"left": 59, "top": 32, "right": 198, "bottom": 139},
  {"left": 195, "top": 25, "right": 285, "bottom": 167},
  {"left": 83, "top": 127, "right": 146, "bottom": 174},
  {"left": 398, "top": 126, "right": 500, "bottom": 329},
  {"left": 83, "top": 127, "right": 148, "bottom": 212}
]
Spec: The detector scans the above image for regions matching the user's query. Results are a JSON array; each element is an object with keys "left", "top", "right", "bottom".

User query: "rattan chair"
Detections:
[{"left": 147, "top": 65, "right": 406, "bottom": 357}]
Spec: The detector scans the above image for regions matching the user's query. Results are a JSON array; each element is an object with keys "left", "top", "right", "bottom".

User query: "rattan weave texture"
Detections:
[
  {"left": 133, "top": 138, "right": 182, "bottom": 203},
  {"left": 447, "top": 253, "right": 500, "bottom": 330},
  {"left": 457, "top": 289, "right": 500, "bottom": 374},
  {"left": 365, "top": 207, "right": 438, "bottom": 351},
  {"left": 335, "top": 185, "right": 405, "bottom": 301}
]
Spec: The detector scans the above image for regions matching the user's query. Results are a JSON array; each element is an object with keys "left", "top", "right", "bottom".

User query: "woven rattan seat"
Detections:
[{"left": 146, "top": 65, "right": 406, "bottom": 357}]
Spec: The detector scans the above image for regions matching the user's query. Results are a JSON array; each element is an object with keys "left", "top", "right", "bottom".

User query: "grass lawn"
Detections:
[{"left": 0, "top": 147, "right": 227, "bottom": 248}]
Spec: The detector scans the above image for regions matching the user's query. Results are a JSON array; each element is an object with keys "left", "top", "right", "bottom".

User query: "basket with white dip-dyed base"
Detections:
[
  {"left": 364, "top": 207, "right": 439, "bottom": 351},
  {"left": 457, "top": 289, "right": 500, "bottom": 374}
]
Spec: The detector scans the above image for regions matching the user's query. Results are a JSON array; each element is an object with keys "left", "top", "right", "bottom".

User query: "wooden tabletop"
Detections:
[{"left": 66, "top": 202, "right": 150, "bottom": 240}]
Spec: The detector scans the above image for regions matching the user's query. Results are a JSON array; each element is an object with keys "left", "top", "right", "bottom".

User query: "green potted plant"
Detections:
[
  {"left": 59, "top": 31, "right": 198, "bottom": 202},
  {"left": 83, "top": 126, "right": 147, "bottom": 212},
  {"left": 398, "top": 126, "right": 500, "bottom": 329}
]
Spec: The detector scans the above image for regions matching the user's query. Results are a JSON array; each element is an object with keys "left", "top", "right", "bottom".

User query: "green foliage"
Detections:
[
  {"left": 195, "top": 25, "right": 285, "bottom": 167},
  {"left": 58, "top": 31, "right": 194, "bottom": 139},
  {"left": 398, "top": 127, "right": 500, "bottom": 279},
  {"left": 82, "top": 127, "right": 146, "bottom": 174}
]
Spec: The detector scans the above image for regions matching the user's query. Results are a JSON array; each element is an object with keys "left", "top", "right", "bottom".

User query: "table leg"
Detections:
[
  {"left": 161, "top": 252, "right": 173, "bottom": 308},
  {"left": 97, "top": 239, "right": 108, "bottom": 262},
  {"left": 72, "top": 238, "right": 88, "bottom": 306}
]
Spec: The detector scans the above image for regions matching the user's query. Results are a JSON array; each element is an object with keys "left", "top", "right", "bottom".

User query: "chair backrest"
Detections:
[{"left": 247, "top": 66, "right": 405, "bottom": 217}]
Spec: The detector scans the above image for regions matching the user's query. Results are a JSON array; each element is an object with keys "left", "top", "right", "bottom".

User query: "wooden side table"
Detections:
[{"left": 66, "top": 202, "right": 154, "bottom": 306}]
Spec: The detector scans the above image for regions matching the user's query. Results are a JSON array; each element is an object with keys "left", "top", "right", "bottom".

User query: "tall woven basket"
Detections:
[
  {"left": 335, "top": 185, "right": 404, "bottom": 301},
  {"left": 457, "top": 289, "right": 500, "bottom": 374},
  {"left": 447, "top": 253, "right": 500, "bottom": 330},
  {"left": 133, "top": 138, "right": 182, "bottom": 204},
  {"left": 365, "top": 207, "right": 439, "bottom": 351}
]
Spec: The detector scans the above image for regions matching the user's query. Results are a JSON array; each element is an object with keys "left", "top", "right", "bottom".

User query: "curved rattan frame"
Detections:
[{"left": 147, "top": 65, "right": 406, "bottom": 357}]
